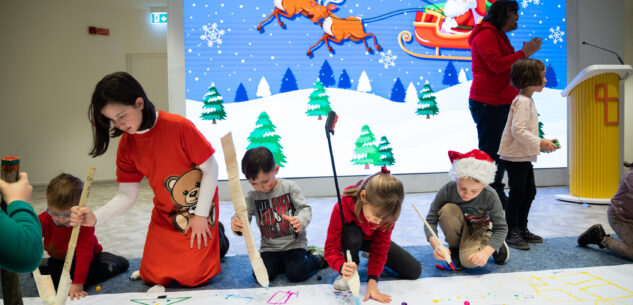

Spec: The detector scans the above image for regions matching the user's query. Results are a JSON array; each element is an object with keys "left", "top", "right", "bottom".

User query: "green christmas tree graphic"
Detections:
[
  {"left": 352, "top": 125, "right": 380, "bottom": 170},
  {"left": 416, "top": 83, "right": 439, "bottom": 119},
  {"left": 538, "top": 113, "right": 545, "bottom": 138},
  {"left": 247, "top": 112, "right": 287, "bottom": 167},
  {"left": 306, "top": 80, "right": 333, "bottom": 120},
  {"left": 200, "top": 83, "right": 226, "bottom": 124},
  {"left": 376, "top": 136, "right": 395, "bottom": 167}
]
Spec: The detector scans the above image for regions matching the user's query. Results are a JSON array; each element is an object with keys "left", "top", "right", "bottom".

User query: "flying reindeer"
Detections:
[
  {"left": 257, "top": 0, "right": 328, "bottom": 31},
  {"left": 306, "top": 0, "right": 382, "bottom": 56}
]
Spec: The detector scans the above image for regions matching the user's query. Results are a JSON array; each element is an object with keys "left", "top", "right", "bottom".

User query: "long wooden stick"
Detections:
[
  {"left": 54, "top": 167, "right": 96, "bottom": 305},
  {"left": 345, "top": 250, "right": 361, "bottom": 305},
  {"left": 220, "top": 133, "right": 269, "bottom": 288},
  {"left": 32, "top": 268, "right": 55, "bottom": 304},
  {"left": 411, "top": 202, "right": 454, "bottom": 268}
]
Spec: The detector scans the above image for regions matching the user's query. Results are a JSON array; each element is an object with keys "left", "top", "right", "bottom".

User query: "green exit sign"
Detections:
[{"left": 152, "top": 12, "right": 167, "bottom": 24}]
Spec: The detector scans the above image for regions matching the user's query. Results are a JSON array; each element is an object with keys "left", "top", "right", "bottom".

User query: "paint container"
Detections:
[{"left": 1, "top": 156, "right": 20, "bottom": 210}]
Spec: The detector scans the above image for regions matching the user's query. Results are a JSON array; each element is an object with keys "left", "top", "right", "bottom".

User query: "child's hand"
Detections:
[
  {"left": 70, "top": 207, "right": 97, "bottom": 227},
  {"left": 341, "top": 261, "right": 357, "bottom": 280},
  {"left": 185, "top": 215, "right": 213, "bottom": 249},
  {"left": 282, "top": 214, "right": 302, "bottom": 232},
  {"left": 231, "top": 217, "right": 243, "bottom": 233},
  {"left": 69, "top": 283, "right": 87, "bottom": 300},
  {"left": 432, "top": 245, "right": 449, "bottom": 261},
  {"left": 0, "top": 172, "right": 32, "bottom": 204},
  {"left": 467, "top": 246, "right": 495, "bottom": 267},
  {"left": 364, "top": 279, "right": 392, "bottom": 303},
  {"left": 539, "top": 139, "right": 558, "bottom": 153}
]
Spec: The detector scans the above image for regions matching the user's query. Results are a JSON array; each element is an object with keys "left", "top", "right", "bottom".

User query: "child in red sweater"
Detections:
[
  {"left": 38, "top": 173, "right": 128, "bottom": 300},
  {"left": 324, "top": 169, "right": 421, "bottom": 304}
]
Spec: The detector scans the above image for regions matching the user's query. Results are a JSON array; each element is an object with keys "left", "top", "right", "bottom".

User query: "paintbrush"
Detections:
[
  {"left": 412, "top": 203, "right": 456, "bottom": 271},
  {"left": 346, "top": 250, "right": 361, "bottom": 305}
]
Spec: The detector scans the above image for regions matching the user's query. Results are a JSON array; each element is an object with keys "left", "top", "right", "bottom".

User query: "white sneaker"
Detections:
[{"left": 333, "top": 275, "right": 349, "bottom": 291}]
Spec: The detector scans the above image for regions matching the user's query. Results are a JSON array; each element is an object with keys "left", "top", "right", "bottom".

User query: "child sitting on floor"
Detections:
[
  {"left": 39, "top": 173, "right": 128, "bottom": 300},
  {"left": 231, "top": 147, "right": 326, "bottom": 282},
  {"left": 425, "top": 149, "right": 509, "bottom": 270}
]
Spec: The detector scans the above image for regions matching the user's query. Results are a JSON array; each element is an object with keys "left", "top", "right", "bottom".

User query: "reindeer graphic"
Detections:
[
  {"left": 257, "top": 0, "right": 328, "bottom": 31},
  {"left": 306, "top": 0, "right": 382, "bottom": 56}
]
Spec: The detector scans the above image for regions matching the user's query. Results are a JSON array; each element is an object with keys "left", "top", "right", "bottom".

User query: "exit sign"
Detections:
[{"left": 152, "top": 12, "right": 167, "bottom": 24}]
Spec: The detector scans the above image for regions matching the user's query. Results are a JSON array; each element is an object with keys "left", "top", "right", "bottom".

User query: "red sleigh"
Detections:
[{"left": 398, "top": 2, "right": 491, "bottom": 60}]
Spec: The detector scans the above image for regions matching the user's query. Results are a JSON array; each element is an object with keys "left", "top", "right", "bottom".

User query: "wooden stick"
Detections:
[
  {"left": 411, "top": 202, "right": 455, "bottom": 270},
  {"left": 54, "top": 167, "right": 96, "bottom": 305},
  {"left": 220, "top": 133, "right": 269, "bottom": 288},
  {"left": 32, "top": 269, "right": 56, "bottom": 304},
  {"left": 345, "top": 250, "right": 361, "bottom": 305}
]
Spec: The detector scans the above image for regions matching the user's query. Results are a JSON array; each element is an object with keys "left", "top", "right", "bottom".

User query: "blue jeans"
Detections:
[{"left": 469, "top": 99, "right": 511, "bottom": 207}]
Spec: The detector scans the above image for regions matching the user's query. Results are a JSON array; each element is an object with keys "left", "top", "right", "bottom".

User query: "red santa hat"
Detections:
[{"left": 447, "top": 149, "right": 496, "bottom": 185}]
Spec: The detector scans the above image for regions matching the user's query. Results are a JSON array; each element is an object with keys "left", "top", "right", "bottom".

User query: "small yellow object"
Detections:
[{"left": 96, "top": 286, "right": 101, "bottom": 292}]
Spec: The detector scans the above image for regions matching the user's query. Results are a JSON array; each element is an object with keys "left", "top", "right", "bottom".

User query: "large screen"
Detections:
[{"left": 184, "top": 0, "right": 567, "bottom": 179}]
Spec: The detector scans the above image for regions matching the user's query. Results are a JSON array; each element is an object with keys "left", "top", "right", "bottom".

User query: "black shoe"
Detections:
[
  {"left": 98, "top": 252, "right": 129, "bottom": 275},
  {"left": 519, "top": 227, "right": 543, "bottom": 243},
  {"left": 307, "top": 246, "right": 329, "bottom": 269},
  {"left": 218, "top": 222, "right": 230, "bottom": 258},
  {"left": 578, "top": 224, "right": 606, "bottom": 248},
  {"left": 506, "top": 229, "right": 530, "bottom": 250},
  {"left": 449, "top": 248, "right": 462, "bottom": 271},
  {"left": 492, "top": 241, "right": 510, "bottom": 265}
]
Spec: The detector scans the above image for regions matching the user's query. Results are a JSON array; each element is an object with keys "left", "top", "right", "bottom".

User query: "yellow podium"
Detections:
[{"left": 556, "top": 65, "right": 632, "bottom": 204}]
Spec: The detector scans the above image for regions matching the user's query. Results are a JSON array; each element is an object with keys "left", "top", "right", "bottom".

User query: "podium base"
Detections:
[{"left": 555, "top": 194, "right": 611, "bottom": 205}]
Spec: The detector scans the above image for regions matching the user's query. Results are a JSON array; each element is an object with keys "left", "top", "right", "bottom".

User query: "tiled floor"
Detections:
[{"left": 28, "top": 180, "right": 612, "bottom": 259}]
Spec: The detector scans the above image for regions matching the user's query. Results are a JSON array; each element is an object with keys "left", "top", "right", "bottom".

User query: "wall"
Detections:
[{"left": 0, "top": 0, "right": 167, "bottom": 184}]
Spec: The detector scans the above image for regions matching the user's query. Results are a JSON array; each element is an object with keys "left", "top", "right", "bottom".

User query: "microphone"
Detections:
[{"left": 582, "top": 41, "right": 624, "bottom": 64}]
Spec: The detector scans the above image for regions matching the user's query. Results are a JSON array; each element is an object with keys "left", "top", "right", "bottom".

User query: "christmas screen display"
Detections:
[{"left": 183, "top": 0, "right": 567, "bottom": 179}]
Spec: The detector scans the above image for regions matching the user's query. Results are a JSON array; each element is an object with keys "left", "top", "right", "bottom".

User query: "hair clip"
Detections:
[{"left": 380, "top": 166, "right": 390, "bottom": 174}]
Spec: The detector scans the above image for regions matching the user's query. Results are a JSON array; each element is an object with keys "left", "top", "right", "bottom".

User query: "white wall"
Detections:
[{"left": 0, "top": 0, "right": 167, "bottom": 184}]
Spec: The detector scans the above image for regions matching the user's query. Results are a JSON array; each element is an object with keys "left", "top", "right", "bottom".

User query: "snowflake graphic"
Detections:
[
  {"left": 521, "top": 0, "right": 540, "bottom": 8},
  {"left": 200, "top": 23, "right": 225, "bottom": 47},
  {"left": 379, "top": 50, "right": 397, "bottom": 69},
  {"left": 548, "top": 26, "right": 565, "bottom": 44}
]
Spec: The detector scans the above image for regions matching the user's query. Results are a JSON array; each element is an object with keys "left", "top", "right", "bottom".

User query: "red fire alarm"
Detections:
[{"left": 88, "top": 26, "right": 110, "bottom": 36}]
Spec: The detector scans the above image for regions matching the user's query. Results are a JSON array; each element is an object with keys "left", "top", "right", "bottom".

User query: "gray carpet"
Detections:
[{"left": 5, "top": 236, "right": 631, "bottom": 297}]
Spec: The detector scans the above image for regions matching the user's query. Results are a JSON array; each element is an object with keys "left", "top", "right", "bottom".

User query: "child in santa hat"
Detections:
[{"left": 424, "top": 149, "right": 509, "bottom": 270}]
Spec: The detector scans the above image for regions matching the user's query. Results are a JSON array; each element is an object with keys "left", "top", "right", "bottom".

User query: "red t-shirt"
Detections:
[
  {"left": 324, "top": 181, "right": 394, "bottom": 280},
  {"left": 39, "top": 213, "right": 103, "bottom": 284},
  {"left": 116, "top": 111, "right": 220, "bottom": 286}
]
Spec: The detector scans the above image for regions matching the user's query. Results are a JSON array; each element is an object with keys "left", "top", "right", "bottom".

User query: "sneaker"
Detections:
[
  {"left": 333, "top": 275, "right": 349, "bottom": 291},
  {"left": 519, "top": 228, "right": 543, "bottom": 243},
  {"left": 448, "top": 248, "right": 462, "bottom": 271},
  {"left": 307, "top": 246, "right": 328, "bottom": 269},
  {"left": 506, "top": 229, "right": 530, "bottom": 250},
  {"left": 492, "top": 241, "right": 510, "bottom": 265},
  {"left": 578, "top": 224, "right": 606, "bottom": 248}
]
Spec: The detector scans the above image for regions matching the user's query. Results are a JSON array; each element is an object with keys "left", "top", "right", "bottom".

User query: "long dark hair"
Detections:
[
  {"left": 482, "top": 0, "right": 518, "bottom": 31},
  {"left": 88, "top": 72, "right": 156, "bottom": 157}
]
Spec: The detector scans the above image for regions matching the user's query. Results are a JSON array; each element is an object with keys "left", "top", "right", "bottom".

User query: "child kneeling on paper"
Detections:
[
  {"left": 39, "top": 173, "right": 128, "bottom": 300},
  {"left": 231, "top": 147, "right": 327, "bottom": 282},
  {"left": 425, "top": 150, "right": 509, "bottom": 270}
]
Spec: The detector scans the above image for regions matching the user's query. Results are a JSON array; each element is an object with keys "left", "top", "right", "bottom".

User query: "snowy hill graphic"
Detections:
[{"left": 187, "top": 82, "right": 567, "bottom": 180}]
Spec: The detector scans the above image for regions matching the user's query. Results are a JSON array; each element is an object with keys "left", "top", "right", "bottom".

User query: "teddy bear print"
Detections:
[{"left": 164, "top": 165, "right": 216, "bottom": 233}]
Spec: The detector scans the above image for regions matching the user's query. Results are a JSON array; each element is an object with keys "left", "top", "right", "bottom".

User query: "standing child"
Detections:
[
  {"left": 425, "top": 149, "right": 509, "bottom": 270},
  {"left": 578, "top": 162, "right": 633, "bottom": 261},
  {"left": 324, "top": 168, "right": 421, "bottom": 304},
  {"left": 71, "top": 72, "right": 229, "bottom": 287},
  {"left": 39, "top": 173, "right": 128, "bottom": 300},
  {"left": 498, "top": 58, "right": 558, "bottom": 250},
  {"left": 230, "top": 147, "right": 326, "bottom": 282}
]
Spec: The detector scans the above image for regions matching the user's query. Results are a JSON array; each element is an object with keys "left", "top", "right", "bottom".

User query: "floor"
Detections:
[{"left": 27, "top": 180, "right": 612, "bottom": 260}]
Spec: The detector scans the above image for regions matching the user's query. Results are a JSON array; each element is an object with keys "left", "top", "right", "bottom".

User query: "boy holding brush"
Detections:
[{"left": 424, "top": 149, "right": 509, "bottom": 270}]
